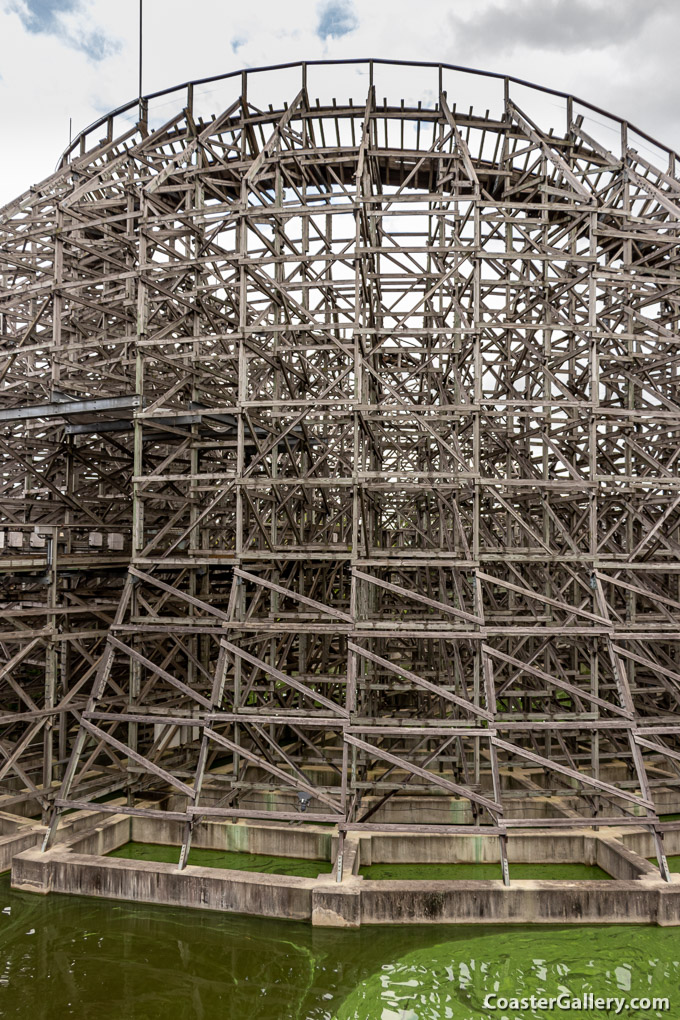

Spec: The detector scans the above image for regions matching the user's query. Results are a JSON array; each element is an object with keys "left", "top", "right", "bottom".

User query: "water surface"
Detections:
[
  {"left": 108, "top": 841, "right": 331, "bottom": 877},
  {"left": 359, "top": 861, "right": 612, "bottom": 880},
  {"left": 651, "top": 854, "right": 680, "bottom": 873},
  {"left": 0, "top": 873, "right": 677, "bottom": 1019}
]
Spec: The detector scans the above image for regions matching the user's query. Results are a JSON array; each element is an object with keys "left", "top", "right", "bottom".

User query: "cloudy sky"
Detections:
[{"left": 1, "top": 0, "right": 678, "bottom": 205}]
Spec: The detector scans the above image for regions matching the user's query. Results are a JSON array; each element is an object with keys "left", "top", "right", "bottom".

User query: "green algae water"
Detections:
[
  {"left": 108, "top": 841, "right": 331, "bottom": 877},
  {"left": 360, "top": 861, "right": 612, "bottom": 880},
  {"left": 652, "top": 854, "right": 680, "bottom": 873},
  {"left": 1, "top": 872, "right": 679, "bottom": 1019},
  {"left": 335, "top": 929, "right": 680, "bottom": 1020}
]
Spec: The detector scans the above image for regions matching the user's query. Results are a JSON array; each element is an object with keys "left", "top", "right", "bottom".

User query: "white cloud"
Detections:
[{"left": 0, "top": 0, "right": 678, "bottom": 206}]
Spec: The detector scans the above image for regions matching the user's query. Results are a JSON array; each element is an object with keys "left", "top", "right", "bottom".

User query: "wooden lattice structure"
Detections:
[{"left": 2, "top": 60, "right": 680, "bottom": 879}]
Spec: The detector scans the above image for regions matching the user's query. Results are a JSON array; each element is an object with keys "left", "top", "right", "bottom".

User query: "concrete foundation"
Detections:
[{"left": 6, "top": 807, "right": 680, "bottom": 927}]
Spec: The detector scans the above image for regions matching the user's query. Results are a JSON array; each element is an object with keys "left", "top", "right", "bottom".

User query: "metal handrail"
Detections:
[{"left": 55, "top": 57, "right": 677, "bottom": 169}]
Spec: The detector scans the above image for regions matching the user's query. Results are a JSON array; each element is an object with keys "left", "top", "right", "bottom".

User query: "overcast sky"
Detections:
[{"left": 1, "top": 0, "right": 679, "bottom": 205}]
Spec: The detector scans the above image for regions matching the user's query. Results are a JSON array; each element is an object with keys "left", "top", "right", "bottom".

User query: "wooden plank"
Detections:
[
  {"left": 353, "top": 568, "right": 482, "bottom": 624},
  {"left": 76, "top": 715, "right": 195, "bottom": 799},
  {"left": 234, "top": 567, "right": 353, "bottom": 623},
  {"left": 349, "top": 642, "right": 493, "bottom": 721},
  {"left": 491, "top": 737, "right": 654, "bottom": 809},
  {"left": 203, "top": 727, "right": 343, "bottom": 812},
  {"left": 344, "top": 733, "right": 502, "bottom": 814},
  {"left": 221, "top": 640, "right": 348, "bottom": 717}
]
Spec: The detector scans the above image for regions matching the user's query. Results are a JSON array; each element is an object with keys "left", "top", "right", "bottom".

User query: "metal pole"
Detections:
[{"left": 138, "top": 0, "right": 143, "bottom": 118}]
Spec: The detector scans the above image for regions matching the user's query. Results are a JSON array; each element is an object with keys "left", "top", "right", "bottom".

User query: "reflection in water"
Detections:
[
  {"left": 0, "top": 874, "right": 678, "bottom": 1019},
  {"left": 336, "top": 929, "right": 680, "bottom": 1020}
]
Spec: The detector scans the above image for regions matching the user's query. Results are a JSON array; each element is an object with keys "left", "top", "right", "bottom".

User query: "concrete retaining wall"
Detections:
[
  {"left": 623, "top": 828, "right": 680, "bottom": 859},
  {"left": 363, "top": 831, "right": 595, "bottom": 865},
  {"left": 0, "top": 829, "right": 42, "bottom": 872},
  {"left": 11, "top": 843, "right": 680, "bottom": 927},
  {"left": 67, "top": 816, "right": 131, "bottom": 856},
  {"left": 12, "top": 848, "right": 316, "bottom": 921},
  {"left": 358, "top": 879, "right": 680, "bottom": 925},
  {"left": 7, "top": 811, "right": 680, "bottom": 927},
  {"left": 595, "top": 837, "right": 659, "bottom": 880},
  {"left": 129, "top": 817, "right": 333, "bottom": 861}
]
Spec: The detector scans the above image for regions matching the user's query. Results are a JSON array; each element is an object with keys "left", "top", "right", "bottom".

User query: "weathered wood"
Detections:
[
  {"left": 0, "top": 58, "right": 678, "bottom": 850},
  {"left": 345, "top": 733, "right": 502, "bottom": 814}
]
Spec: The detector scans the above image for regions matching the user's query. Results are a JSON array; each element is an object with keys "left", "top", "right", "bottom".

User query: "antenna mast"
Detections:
[{"left": 138, "top": 0, "right": 143, "bottom": 122}]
